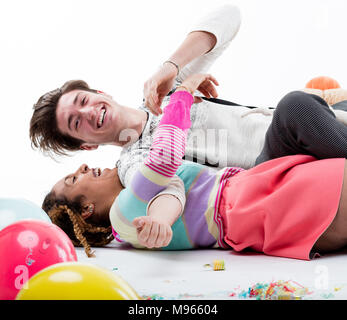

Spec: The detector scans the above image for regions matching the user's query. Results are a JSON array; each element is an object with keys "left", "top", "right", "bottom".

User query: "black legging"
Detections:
[{"left": 256, "top": 91, "right": 347, "bottom": 165}]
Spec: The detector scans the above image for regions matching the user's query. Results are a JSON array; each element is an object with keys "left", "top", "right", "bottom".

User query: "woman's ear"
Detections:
[{"left": 81, "top": 203, "right": 95, "bottom": 220}]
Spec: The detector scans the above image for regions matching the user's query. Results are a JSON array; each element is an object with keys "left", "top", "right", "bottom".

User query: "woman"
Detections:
[{"left": 43, "top": 73, "right": 347, "bottom": 260}]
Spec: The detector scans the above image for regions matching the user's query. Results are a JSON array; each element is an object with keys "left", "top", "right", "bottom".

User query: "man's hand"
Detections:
[
  {"left": 143, "top": 63, "right": 177, "bottom": 116},
  {"left": 132, "top": 216, "right": 173, "bottom": 248}
]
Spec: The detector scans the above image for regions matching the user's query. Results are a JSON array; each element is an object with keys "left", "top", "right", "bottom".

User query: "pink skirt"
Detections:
[{"left": 219, "top": 155, "right": 345, "bottom": 260}]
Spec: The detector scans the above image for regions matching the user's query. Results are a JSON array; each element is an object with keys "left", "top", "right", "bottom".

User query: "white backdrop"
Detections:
[{"left": 1, "top": 0, "right": 346, "bottom": 207}]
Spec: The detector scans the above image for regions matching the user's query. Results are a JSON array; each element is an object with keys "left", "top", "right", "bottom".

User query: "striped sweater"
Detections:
[{"left": 109, "top": 91, "right": 243, "bottom": 249}]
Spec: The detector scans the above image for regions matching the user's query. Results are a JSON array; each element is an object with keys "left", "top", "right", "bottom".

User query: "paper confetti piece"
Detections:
[
  {"left": 204, "top": 260, "right": 225, "bottom": 271},
  {"left": 213, "top": 260, "right": 225, "bottom": 271}
]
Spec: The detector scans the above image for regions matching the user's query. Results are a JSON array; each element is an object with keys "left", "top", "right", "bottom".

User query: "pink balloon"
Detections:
[{"left": 0, "top": 220, "right": 77, "bottom": 300}]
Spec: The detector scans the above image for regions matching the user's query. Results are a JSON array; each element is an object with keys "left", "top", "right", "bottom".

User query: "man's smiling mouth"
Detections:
[{"left": 97, "top": 106, "right": 106, "bottom": 128}]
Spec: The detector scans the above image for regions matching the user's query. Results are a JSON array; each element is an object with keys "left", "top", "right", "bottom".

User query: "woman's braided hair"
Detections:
[{"left": 42, "top": 192, "right": 114, "bottom": 257}]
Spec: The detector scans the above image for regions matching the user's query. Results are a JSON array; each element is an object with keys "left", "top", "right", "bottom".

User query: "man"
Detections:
[{"left": 30, "top": 4, "right": 347, "bottom": 189}]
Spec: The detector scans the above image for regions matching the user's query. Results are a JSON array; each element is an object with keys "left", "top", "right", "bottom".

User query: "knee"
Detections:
[{"left": 275, "top": 91, "right": 325, "bottom": 124}]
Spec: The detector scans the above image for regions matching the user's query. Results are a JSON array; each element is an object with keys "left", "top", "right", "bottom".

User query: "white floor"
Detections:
[{"left": 76, "top": 242, "right": 347, "bottom": 300}]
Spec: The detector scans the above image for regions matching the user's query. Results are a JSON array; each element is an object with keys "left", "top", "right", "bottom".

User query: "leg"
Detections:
[
  {"left": 313, "top": 160, "right": 347, "bottom": 253},
  {"left": 332, "top": 100, "right": 347, "bottom": 112},
  {"left": 256, "top": 91, "right": 347, "bottom": 165}
]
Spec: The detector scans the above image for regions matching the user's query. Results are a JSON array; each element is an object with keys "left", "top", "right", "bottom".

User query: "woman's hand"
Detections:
[
  {"left": 143, "top": 63, "right": 178, "bottom": 116},
  {"left": 132, "top": 216, "right": 173, "bottom": 248},
  {"left": 177, "top": 73, "right": 219, "bottom": 103}
]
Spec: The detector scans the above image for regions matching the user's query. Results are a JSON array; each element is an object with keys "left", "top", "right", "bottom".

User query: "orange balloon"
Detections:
[{"left": 305, "top": 76, "right": 340, "bottom": 90}]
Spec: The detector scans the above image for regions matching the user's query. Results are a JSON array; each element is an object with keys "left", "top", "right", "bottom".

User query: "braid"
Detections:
[
  {"left": 43, "top": 192, "right": 114, "bottom": 258},
  {"left": 64, "top": 205, "right": 95, "bottom": 258}
]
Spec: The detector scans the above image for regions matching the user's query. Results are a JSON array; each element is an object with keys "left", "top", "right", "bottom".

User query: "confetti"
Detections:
[
  {"left": 321, "top": 293, "right": 334, "bottom": 299},
  {"left": 204, "top": 260, "right": 225, "bottom": 271},
  {"left": 213, "top": 260, "right": 225, "bottom": 271},
  {"left": 236, "top": 280, "right": 312, "bottom": 300},
  {"left": 142, "top": 294, "right": 165, "bottom": 300},
  {"left": 178, "top": 293, "right": 204, "bottom": 299}
]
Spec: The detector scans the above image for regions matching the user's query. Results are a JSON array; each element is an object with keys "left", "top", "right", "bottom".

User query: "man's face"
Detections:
[{"left": 56, "top": 89, "right": 122, "bottom": 148}]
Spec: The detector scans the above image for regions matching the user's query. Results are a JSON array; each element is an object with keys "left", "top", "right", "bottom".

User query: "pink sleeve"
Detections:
[
  {"left": 144, "top": 90, "right": 194, "bottom": 178},
  {"left": 159, "top": 91, "right": 194, "bottom": 130}
]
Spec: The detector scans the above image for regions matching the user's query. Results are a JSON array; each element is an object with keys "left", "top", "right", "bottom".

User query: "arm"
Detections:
[
  {"left": 177, "top": 4, "right": 241, "bottom": 81},
  {"left": 144, "top": 31, "right": 216, "bottom": 116},
  {"left": 141, "top": 74, "right": 219, "bottom": 187},
  {"left": 132, "top": 195, "right": 178, "bottom": 248},
  {"left": 133, "top": 74, "right": 218, "bottom": 248},
  {"left": 112, "top": 74, "right": 218, "bottom": 248},
  {"left": 133, "top": 174, "right": 186, "bottom": 248},
  {"left": 111, "top": 88, "right": 193, "bottom": 248},
  {"left": 167, "top": 30, "right": 217, "bottom": 76},
  {"left": 129, "top": 90, "right": 192, "bottom": 248},
  {"left": 110, "top": 175, "right": 185, "bottom": 247},
  {"left": 144, "top": 4, "right": 241, "bottom": 115}
]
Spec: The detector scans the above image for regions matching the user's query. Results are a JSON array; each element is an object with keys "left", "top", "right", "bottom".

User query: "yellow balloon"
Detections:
[{"left": 16, "top": 262, "right": 140, "bottom": 300}]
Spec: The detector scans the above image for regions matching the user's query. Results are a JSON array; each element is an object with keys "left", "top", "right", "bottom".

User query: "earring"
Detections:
[{"left": 88, "top": 205, "right": 93, "bottom": 214}]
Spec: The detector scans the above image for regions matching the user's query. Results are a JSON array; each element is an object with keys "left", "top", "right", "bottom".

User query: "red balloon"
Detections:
[{"left": 0, "top": 220, "right": 77, "bottom": 300}]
